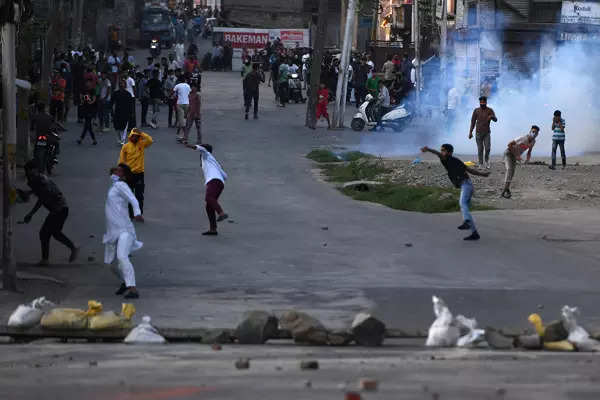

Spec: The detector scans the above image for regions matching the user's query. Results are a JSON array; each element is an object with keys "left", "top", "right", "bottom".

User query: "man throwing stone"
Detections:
[
  {"left": 104, "top": 164, "right": 144, "bottom": 299},
  {"left": 186, "top": 144, "right": 228, "bottom": 235},
  {"left": 469, "top": 96, "right": 497, "bottom": 169},
  {"left": 22, "top": 161, "right": 79, "bottom": 265},
  {"left": 501, "top": 125, "right": 539, "bottom": 199},
  {"left": 421, "top": 144, "right": 490, "bottom": 241}
]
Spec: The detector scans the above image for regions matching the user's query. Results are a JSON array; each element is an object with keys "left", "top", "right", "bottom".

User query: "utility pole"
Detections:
[
  {"left": 440, "top": 0, "right": 448, "bottom": 112},
  {"left": 413, "top": 0, "right": 421, "bottom": 113},
  {"left": 305, "top": 0, "right": 328, "bottom": 129},
  {"left": 1, "top": 0, "right": 20, "bottom": 291},
  {"left": 333, "top": 0, "right": 356, "bottom": 128}
]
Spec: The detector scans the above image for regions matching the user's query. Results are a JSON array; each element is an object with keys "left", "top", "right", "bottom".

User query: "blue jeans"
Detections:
[{"left": 460, "top": 179, "right": 476, "bottom": 232}]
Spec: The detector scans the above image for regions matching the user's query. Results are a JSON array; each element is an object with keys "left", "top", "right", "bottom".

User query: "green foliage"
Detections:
[
  {"left": 307, "top": 149, "right": 341, "bottom": 163},
  {"left": 322, "top": 159, "right": 390, "bottom": 182},
  {"left": 341, "top": 184, "right": 494, "bottom": 213}
]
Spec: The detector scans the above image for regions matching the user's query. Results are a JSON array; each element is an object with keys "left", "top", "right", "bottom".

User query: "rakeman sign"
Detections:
[{"left": 213, "top": 27, "right": 310, "bottom": 49}]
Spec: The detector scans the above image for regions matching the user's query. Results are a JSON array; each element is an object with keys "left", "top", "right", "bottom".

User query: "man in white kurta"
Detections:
[{"left": 104, "top": 167, "right": 144, "bottom": 298}]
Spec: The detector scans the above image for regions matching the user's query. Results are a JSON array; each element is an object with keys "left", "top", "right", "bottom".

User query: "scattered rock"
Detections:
[
  {"left": 280, "top": 311, "right": 328, "bottom": 345},
  {"left": 321, "top": 226, "right": 329, "bottom": 230},
  {"left": 497, "top": 388, "right": 507, "bottom": 397},
  {"left": 203, "top": 329, "right": 233, "bottom": 344},
  {"left": 359, "top": 378, "right": 378, "bottom": 391},
  {"left": 351, "top": 313, "right": 386, "bottom": 347},
  {"left": 439, "top": 192, "right": 453, "bottom": 201},
  {"left": 87, "top": 256, "right": 95, "bottom": 262},
  {"left": 88, "top": 234, "right": 95, "bottom": 238},
  {"left": 228, "top": 220, "right": 235, "bottom": 223},
  {"left": 342, "top": 180, "right": 384, "bottom": 192},
  {"left": 543, "top": 320, "right": 568, "bottom": 342},
  {"left": 304, "top": 380, "right": 312, "bottom": 388},
  {"left": 516, "top": 334, "right": 542, "bottom": 350},
  {"left": 323, "top": 243, "right": 327, "bottom": 247},
  {"left": 327, "top": 330, "right": 354, "bottom": 346},
  {"left": 300, "top": 360, "right": 319, "bottom": 370},
  {"left": 89, "top": 361, "right": 98, "bottom": 367},
  {"left": 235, "top": 358, "right": 250, "bottom": 369},
  {"left": 275, "top": 366, "right": 282, "bottom": 371},
  {"left": 345, "top": 392, "right": 361, "bottom": 400},
  {"left": 484, "top": 328, "right": 514, "bottom": 349},
  {"left": 234, "top": 311, "right": 279, "bottom": 344},
  {"left": 404, "top": 243, "right": 413, "bottom": 247},
  {"left": 211, "top": 343, "right": 222, "bottom": 351}
]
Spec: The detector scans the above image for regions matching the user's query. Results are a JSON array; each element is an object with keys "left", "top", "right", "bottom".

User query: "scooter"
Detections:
[
  {"left": 150, "top": 38, "right": 161, "bottom": 58},
  {"left": 288, "top": 73, "right": 306, "bottom": 103},
  {"left": 33, "top": 128, "right": 61, "bottom": 175},
  {"left": 351, "top": 94, "right": 412, "bottom": 132}
]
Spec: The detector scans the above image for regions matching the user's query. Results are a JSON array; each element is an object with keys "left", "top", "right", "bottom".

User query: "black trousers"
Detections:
[
  {"left": 128, "top": 172, "right": 145, "bottom": 218},
  {"left": 278, "top": 82, "right": 288, "bottom": 104},
  {"left": 40, "top": 208, "right": 74, "bottom": 260},
  {"left": 244, "top": 89, "right": 259, "bottom": 116},
  {"left": 80, "top": 116, "right": 96, "bottom": 142},
  {"left": 141, "top": 98, "right": 149, "bottom": 125},
  {"left": 168, "top": 98, "right": 176, "bottom": 126}
]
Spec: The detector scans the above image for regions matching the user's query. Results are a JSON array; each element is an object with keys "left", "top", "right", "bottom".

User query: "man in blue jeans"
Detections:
[{"left": 422, "top": 144, "right": 490, "bottom": 241}]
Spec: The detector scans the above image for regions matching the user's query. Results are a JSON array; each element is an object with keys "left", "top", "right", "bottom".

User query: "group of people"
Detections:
[
  {"left": 48, "top": 46, "right": 205, "bottom": 147},
  {"left": 421, "top": 98, "right": 568, "bottom": 242}
]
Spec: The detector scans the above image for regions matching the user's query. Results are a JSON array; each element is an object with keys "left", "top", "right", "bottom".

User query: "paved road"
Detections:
[
  {"left": 3, "top": 51, "right": 600, "bottom": 335},
  {"left": 1, "top": 341, "right": 599, "bottom": 400}
]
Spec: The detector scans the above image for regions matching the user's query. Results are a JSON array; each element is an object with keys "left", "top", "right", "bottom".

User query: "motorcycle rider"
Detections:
[{"left": 31, "top": 102, "right": 61, "bottom": 168}]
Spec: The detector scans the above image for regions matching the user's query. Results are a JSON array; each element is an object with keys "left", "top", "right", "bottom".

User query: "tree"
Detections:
[{"left": 305, "top": 0, "right": 328, "bottom": 129}]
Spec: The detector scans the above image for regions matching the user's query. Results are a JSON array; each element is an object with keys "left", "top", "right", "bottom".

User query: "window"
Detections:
[{"left": 467, "top": 3, "right": 477, "bottom": 25}]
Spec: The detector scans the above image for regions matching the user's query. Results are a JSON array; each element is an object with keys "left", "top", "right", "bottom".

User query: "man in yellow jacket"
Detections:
[{"left": 118, "top": 128, "right": 153, "bottom": 218}]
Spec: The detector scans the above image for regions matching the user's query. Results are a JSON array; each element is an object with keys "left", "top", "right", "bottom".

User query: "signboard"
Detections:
[
  {"left": 212, "top": 27, "right": 310, "bottom": 71},
  {"left": 561, "top": 1, "right": 600, "bottom": 25},
  {"left": 559, "top": 31, "right": 600, "bottom": 40}
]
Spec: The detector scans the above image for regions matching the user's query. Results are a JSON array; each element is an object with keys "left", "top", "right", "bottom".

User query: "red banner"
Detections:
[
  {"left": 279, "top": 30, "right": 304, "bottom": 43},
  {"left": 223, "top": 32, "right": 270, "bottom": 48}
]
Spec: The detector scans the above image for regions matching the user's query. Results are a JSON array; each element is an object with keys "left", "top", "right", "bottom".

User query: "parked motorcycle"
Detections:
[
  {"left": 150, "top": 38, "right": 161, "bottom": 58},
  {"left": 33, "top": 128, "right": 61, "bottom": 175},
  {"left": 351, "top": 94, "right": 412, "bottom": 132},
  {"left": 288, "top": 73, "right": 306, "bottom": 103}
]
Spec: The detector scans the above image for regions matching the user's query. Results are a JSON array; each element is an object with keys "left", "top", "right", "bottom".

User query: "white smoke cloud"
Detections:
[{"left": 358, "top": 39, "right": 600, "bottom": 158}]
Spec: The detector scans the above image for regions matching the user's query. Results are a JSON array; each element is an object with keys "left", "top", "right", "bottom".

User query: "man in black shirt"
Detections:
[
  {"left": 22, "top": 161, "right": 79, "bottom": 265},
  {"left": 243, "top": 63, "right": 265, "bottom": 120},
  {"left": 147, "top": 69, "right": 163, "bottom": 128},
  {"left": 421, "top": 144, "right": 490, "bottom": 241}
]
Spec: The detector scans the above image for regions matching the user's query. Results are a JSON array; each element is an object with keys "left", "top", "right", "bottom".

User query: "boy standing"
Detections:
[
  {"left": 549, "top": 110, "right": 566, "bottom": 170},
  {"left": 421, "top": 144, "right": 490, "bottom": 241},
  {"left": 316, "top": 83, "right": 331, "bottom": 129}
]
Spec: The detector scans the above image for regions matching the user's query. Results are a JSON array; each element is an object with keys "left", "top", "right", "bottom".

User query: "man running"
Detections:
[
  {"left": 421, "top": 144, "right": 490, "bottom": 241},
  {"left": 185, "top": 144, "right": 228, "bottom": 235},
  {"left": 104, "top": 164, "right": 144, "bottom": 299},
  {"left": 118, "top": 128, "right": 153, "bottom": 218},
  {"left": 469, "top": 96, "right": 497, "bottom": 169},
  {"left": 22, "top": 161, "right": 79, "bottom": 265},
  {"left": 501, "top": 125, "right": 539, "bottom": 199}
]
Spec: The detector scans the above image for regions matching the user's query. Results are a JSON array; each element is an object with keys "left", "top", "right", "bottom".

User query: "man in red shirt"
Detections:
[
  {"left": 184, "top": 54, "right": 199, "bottom": 76},
  {"left": 316, "top": 82, "right": 331, "bottom": 129},
  {"left": 50, "top": 70, "right": 66, "bottom": 122}
]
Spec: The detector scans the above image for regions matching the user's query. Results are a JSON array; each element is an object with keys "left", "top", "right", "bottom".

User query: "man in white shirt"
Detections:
[
  {"left": 124, "top": 71, "right": 136, "bottom": 127},
  {"left": 173, "top": 77, "right": 191, "bottom": 140},
  {"left": 376, "top": 80, "right": 391, "bottom": 129},
  {"left": 447, "top": 86, "right": 460, "bottom": 127},
  {"left": 501, "top": 125, "right": 539, "bottom": 199},
  {"left": 104, "top": 164, "right": 144, "bottom": 299},
  {"left": 185, "top": 144, "right": 228, "bottom": 235}
]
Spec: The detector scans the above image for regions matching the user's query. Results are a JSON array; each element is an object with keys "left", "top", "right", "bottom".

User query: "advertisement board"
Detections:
[
  {"left": 561, "top": 1, "right": 600, "bottom": 25},
  {"left": 213, "top": 27, "right": 310, "bottom": 71}
]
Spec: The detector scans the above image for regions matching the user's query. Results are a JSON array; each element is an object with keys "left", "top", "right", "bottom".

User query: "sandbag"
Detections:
[
  {"left": 40, "top": 300, "right": 103, "bottom": 330},
  {"left": 425, "top": 296, "right": 460, "bottom": 347},
  {"left": 8, "top": 297, "right": 54, "bottom": 328},
  {"left": 89, "top": 304, "right": 136, "bottom": 331},
  {"left": 124, "top": 316, "right": 166, "bottom": 344}
]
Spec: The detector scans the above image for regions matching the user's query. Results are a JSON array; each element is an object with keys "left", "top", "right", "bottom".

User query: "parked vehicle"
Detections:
[{"left": 351, "top": 94, "right": 412, "bottom": 132}]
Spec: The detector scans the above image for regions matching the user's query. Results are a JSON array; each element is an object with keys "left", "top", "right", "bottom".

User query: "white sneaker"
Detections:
[{"left": 486, "top": 162, "right": 491, "bottom": 169}]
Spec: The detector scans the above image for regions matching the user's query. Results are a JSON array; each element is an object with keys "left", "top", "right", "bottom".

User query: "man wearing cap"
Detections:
[{"left": 118, "top": 128, "right": 153, "bottom": 218}]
